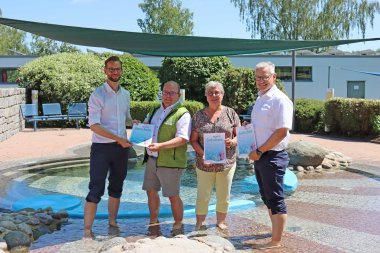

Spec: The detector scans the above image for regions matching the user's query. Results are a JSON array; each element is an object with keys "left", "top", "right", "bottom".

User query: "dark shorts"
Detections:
[
  {"left": 254, "top": 150, "right": 289, "bottom": 214},
  {"left": 86, "top": 142, "right": 129, "bottom": 203}
]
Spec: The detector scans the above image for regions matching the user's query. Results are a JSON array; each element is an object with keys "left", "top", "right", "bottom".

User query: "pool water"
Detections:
[{"left": 0, "top": 155, "right": 258, "bottom": 218}]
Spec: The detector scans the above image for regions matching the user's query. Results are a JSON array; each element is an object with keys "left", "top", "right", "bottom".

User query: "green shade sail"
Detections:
[{"left": 1, "top": 17, "right": 379, "bottom": 57}]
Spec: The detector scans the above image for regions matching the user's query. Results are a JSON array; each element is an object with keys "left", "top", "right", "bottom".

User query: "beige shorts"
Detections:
[{"left": 142, "top": 156, "right": 184, "bottom": 197}]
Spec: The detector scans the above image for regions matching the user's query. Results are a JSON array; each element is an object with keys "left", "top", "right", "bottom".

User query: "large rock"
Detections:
[
  {"left": 3, "top": 231, "right": 31, "bottom": 252},
  {"left": 287, "top": 140, "right": 328, "bottom": 167}
]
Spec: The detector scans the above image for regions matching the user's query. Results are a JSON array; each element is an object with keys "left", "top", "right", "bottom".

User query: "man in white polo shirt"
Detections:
[
  {"left": 84, "top": 56, "right": 136, "bottom": 238},
  {"left": 249, "top": 61, "right": 293, "bottom": 249}
]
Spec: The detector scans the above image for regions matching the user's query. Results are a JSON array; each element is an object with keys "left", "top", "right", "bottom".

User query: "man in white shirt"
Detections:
[
  {"left": 249, "top": 61, "right": 293, "bottom": 249},
  {"left": 84, "top": 56, "right": 136, "bottom": 238},
  {"left": 143, "top": 81, "right": 191, "bottom": 234}
]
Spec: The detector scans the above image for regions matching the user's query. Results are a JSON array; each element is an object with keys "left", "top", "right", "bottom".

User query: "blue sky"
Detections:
[{"left": 1, "top": 0, "right": 380, "bottom": 53}]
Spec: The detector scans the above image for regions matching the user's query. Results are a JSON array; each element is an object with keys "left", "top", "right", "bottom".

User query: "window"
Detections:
[
  {"left": 276, "top": 66, "right": 312, "bottom": 81},
  {"left": 1, "top": 68, "right": 18, "bottom": 83}
]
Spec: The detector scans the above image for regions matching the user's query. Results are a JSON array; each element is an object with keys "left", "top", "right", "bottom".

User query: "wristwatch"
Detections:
[{"left": 256, "top": 148, "right": 263, "bottom": 157}]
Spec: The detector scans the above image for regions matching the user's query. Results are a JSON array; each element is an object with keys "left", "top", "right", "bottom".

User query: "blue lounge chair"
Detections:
[
  {"left": 20, "top": 104, "right": 46, "bottom": 131},
  {"left": 67, "top": 102, "right": 88, "bottom": 129}
]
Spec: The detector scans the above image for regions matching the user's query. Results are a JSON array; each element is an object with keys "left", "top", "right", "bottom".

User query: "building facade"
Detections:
[{"left": 1, "top": 54, "right": 379, "bottom": 100}]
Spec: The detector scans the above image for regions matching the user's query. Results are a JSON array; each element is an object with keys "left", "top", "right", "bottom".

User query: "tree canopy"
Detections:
[
  {"left": 0, "top": 9, "right": 29, "bottom": 55},
  {"left": 30, "top": 35, "right": 80, "bottom": 56},
  {"left": 137, "top": 0, "right": 194, "bottom": 35},
  {"left": 231, "top": 0, "right": 380, "bottom": 41}
]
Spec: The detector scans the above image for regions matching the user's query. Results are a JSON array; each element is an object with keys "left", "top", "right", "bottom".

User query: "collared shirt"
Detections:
[
  {"left": 251, "top": 85, "right": 293, "bottom": 151},
  {"left": 88, "top": 82, "right": 132, "bottom": 143},
  {"left": 145, "top": 101, "right": 191, "bottom": 157}
]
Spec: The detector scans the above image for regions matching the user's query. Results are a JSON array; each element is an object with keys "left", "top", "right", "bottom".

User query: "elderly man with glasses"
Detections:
[{"left": 248, "top": 61, "right": 293, "bottom": 249}]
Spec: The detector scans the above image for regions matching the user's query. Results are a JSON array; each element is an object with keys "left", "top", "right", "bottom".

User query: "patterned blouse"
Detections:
[{"left": 192, "top": 106, "right": 241, "bottom": 172}]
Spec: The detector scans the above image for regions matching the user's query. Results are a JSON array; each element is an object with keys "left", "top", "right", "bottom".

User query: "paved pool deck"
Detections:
[{"left": 0, "top": 128, "right": 379, "bottom": 252}]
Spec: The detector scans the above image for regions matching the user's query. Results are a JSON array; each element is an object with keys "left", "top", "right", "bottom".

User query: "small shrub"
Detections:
[
  {"left": 131, "top": 100, "right": 204, "bottom": 122},
  {"left": 210, "top": 67, "right": 287, "bottom": 114},
  {"left": 294, "top": 98, "right": 325, "bottom": 133}
]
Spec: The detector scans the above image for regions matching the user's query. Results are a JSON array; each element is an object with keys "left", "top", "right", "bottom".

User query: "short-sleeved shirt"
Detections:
[
  {"left": 146, "top": 101, "right": 191, "bottom": 157},
  {"left": 251, "top": 85, "right": 293, "bottom": 151},
  {"left": 88, "top": 82, "right": 132, "bottom": 143},
  {"left": 192, "top": 106, "right": 241, "bottom": 172}
]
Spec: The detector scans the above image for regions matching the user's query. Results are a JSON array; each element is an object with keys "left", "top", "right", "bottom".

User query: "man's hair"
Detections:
[
  {"left": 163, "top": 81, "right": 180, "bottom": 93},
  {"left": 204, "top": 81, "right": 224, "bottom": 96},
  {"left": 105, "top": 56, "right": 122, "bottom": 67},
  {"left": 255, "top": 61, "right": 275, "bottom": 74}
]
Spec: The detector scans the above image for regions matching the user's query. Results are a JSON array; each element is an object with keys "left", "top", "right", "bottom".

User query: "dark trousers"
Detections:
[
  {"left": 254, "top": 150, "right": 289, "bottom": 214},
  {"left": 86, "top": 142, "right": 129, "bottom": 203}
]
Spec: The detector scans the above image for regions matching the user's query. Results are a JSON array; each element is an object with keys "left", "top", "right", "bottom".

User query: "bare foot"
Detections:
[
  {"left": 252, "top": 241, "right": 281, "bottom": 249},
  {"left": 83, "top": 229, "right": 94, "bottom": 240},
  {"left": 172, "top": 222, "right": 183, "bottom": 230},
  {"left": 216, "top": 222, "right": 228, "bottom": 230}
]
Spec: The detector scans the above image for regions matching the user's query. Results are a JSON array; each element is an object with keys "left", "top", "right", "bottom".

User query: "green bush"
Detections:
[
  {"left": 131, "top": 100, "right": 204, "bottom": 122},
  {"left": 18, "top": 52, "right": 104, "bottom": 110},
  {"left": 116, "top": 54, "right": 160, "bottom": 101},
  {"left": 210, "top": 67, "right": 287, "bottom": 114},
  {"left": 159, "top": 57, "right": 232, "bottom": 103},
  {"left": 294, "top": 98, "right": 325, "bottom": 133},
  {"left": 370, "top": 115, "right": 380, "bottom": 135},
  {"left": 325, "top": 98, "right": 380, "bottom": 136},
  {"left": 18, "top": 53, "right": 160, "bottom": 109}
]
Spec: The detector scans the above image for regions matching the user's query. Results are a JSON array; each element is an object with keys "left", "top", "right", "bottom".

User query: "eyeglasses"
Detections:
[
  {"left": 107, "top": 67, "right": 122, "bottom": 72},
  {"left": 162, "top": 91, "right": 179, "bottom": 96},
  {"left": 207, "top": 91, "right": 223, "bottom": 97},
  {"left": 255, "top": 75, "right": 272, "bottom": 81}
]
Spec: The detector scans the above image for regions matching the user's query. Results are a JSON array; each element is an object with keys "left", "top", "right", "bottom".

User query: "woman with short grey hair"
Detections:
[{"left": 190, "top": 81, "right": 240, "bottom": 230}]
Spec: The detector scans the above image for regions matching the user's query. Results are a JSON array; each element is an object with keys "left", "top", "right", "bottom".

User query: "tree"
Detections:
[
  {"left": 159, "top": 57, "right": 232, "bottom": 103},
  {"left": 0, "top": 9, "right": 29, "bottom": 55},
  {"left": 231, "top": 0, "right": 380, "bottom": 41},
  {"left": 30, "top": 35, "right": 80, "bottom": 56},
  {"left": 137, "top": 0, "right": 194, "bottom": 35}
]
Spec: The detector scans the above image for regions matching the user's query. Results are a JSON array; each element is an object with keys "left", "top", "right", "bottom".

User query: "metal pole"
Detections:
[
  {"left": 291, "top": 50, "right": 296, "bottom": 130},
  {"left": 328, "top": 66, "right": 331, "bottom": 89}
]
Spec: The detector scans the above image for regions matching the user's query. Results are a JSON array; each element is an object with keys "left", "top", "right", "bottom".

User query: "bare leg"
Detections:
[
  {"left": 169, "top": 195, "right": 183, "bottom": 229},
  {"left": 84, "top": 201, "right": 97, "bottom": 238},
  {"left": 216, "top": 211, "right": 228, "bottom": 230},
  {"left": 108, "top": 196, "right": 120, "bottom": 227},
  {"left": 253, "top": 210, "right": 287, "bottom": 249},
  {"left": 195, "top": 214, "right": 206, "bottom": 230},
  {"left": 147, "top": 190, "right": 160, "bottom": 223}
]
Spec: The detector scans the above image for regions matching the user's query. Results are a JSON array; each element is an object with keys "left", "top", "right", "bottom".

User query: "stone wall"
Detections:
[{"left": 0, "top": 88, "right": 26, "bottom": 142}]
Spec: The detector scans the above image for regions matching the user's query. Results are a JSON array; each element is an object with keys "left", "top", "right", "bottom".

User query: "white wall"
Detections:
[{"left": 134, "top": 54, "right": 380, "bottom": 100}]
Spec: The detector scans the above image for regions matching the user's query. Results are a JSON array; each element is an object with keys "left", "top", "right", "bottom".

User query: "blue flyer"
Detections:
[
  {"left": 203, "top": 133, "right": 226, "bottom": 164},
  {"left": 129, "top": 123, "right": 154, "bottom": 147},
  {"left": 236, "top": 124, "right": 257, "bottom": 158}
]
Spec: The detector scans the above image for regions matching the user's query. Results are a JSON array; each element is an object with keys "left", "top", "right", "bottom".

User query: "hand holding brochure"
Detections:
[
  {"left": 203, "top": 133, "right": 226, "bottom": 164},
  {"left": 129, "top": 123, "right": 154, "bottom": 147},
  {"left": 236, "top": 124, "right": 257, "bottom": 158}
]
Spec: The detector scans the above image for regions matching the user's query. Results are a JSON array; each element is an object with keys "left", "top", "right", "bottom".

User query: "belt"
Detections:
[{"left": 148, "top": 155, "right": 158, "bottom": 160}]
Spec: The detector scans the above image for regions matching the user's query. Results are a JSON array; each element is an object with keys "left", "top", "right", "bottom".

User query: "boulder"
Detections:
[{"left": 287, "top": 140, "right": 328, "bottom": 166}]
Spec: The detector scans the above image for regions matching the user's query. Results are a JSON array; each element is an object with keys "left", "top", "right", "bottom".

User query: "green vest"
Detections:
[{"left": 145, "top": 103, "right": 189, "bottom": 169}]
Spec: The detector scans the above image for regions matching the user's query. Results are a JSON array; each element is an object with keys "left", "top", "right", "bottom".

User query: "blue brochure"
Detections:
[
  {"left": 236, "top": 124, "right": 257, "bottom": 158},
  {"left": 203, "top": 133, "right": 226, "bottom": 164},
  {"left": 129, "top": 123, "right": 154, "bottom": 147}
]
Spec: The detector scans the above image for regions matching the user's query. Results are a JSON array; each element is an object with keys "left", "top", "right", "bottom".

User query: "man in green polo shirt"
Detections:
[{"left": 143, "top": 81, "right": 191, "bottom": 233}]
